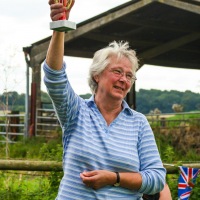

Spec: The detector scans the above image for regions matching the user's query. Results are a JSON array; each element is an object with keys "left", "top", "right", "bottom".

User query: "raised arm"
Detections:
[{"left": 46, "top": 0, "right": 75, "bottom": 70}]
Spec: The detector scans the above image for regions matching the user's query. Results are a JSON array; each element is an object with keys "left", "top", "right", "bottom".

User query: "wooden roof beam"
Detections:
[
  {"left": 147, "top": 59, "right": 200, "bottom": 70},
  {"left": 139, "top": 32, "right": 200, "bottom": 66},
  {"left": 158, "top": 0, "right": 200, "bottom": 14}
]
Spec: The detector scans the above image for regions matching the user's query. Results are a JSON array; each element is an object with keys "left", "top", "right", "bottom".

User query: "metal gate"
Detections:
[
  {"left": 0, "top": 111, "right": 25, "bottom": 143},
  {"left": 36, "top": 108, "right": 60, "bottom": 137}
]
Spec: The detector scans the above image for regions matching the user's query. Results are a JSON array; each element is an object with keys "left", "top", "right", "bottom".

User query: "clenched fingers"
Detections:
[{"left": 50, "top": 3, "right": 65, "bottom": 21}]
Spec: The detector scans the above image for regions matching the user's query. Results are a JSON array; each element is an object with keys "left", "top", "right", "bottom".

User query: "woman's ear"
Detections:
[{"left": 93, "top": 75, "right": 99, "bottom": 83}]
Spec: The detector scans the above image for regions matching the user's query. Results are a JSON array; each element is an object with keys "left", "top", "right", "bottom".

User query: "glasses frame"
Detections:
[{"left": 109, "top": 68, "right": 137, "bottom": 83}]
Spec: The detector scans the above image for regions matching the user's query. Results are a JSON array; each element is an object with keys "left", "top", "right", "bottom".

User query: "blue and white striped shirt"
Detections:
[{"left": 43, "top": 61, "right": 166, "bottom": 200}]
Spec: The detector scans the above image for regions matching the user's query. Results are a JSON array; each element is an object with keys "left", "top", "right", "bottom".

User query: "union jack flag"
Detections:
[{"left": 178, "top": 166, "right": 200, "bottom": 200}]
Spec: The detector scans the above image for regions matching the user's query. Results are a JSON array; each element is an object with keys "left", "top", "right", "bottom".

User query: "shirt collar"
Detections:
[{"left": 86, "top": 95, "right": 133, "bottom": 116}]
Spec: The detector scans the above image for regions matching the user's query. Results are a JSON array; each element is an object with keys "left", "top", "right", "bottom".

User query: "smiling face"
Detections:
[{"left": 94, "top": 55, "right": 133, "bottom": 102}]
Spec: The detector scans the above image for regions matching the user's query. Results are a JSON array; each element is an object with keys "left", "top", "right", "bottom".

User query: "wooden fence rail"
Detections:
[
  {"left": 0, "top": 160, "right": 62, "bottom": 171},
  {"left": 0, "top": 160, "right": 199, "bottom": 174}
]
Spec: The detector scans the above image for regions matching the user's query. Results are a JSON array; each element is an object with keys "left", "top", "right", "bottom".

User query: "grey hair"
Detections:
[{"left": 88, "top": 41, "right": 139, "bottom": 94}]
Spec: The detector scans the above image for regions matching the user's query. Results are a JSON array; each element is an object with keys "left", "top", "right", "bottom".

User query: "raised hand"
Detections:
[{"left": 48, "top": 0, "right": 75, "bottom": 21}]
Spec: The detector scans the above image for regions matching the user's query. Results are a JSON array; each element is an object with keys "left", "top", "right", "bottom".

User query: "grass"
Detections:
[
  {"left": 148, "top": 112, "right": 200, "bottom": 129},
  {"left": 167, "top": 112, "right": 200, "bottom": 120},
  {"left": 0, "top": 171, "right": 57, "bottom": 200}
]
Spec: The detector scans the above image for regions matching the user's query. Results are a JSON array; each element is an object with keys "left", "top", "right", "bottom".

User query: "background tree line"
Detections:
[
  {"left": 0, "top": 89, "right": 200, "bottom": 114},
  {"left": 136, "top": 89, "right": 200, "bottom": 114}
]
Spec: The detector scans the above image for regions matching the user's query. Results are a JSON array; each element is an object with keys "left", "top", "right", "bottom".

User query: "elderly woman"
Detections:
[{"left": 44, "top": 1, "right": 166, "bottom": 199}]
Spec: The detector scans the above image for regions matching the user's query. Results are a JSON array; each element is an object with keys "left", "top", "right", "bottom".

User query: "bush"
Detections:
[{"left": 0, "top": 171, "right": 56, "bottom": 200}]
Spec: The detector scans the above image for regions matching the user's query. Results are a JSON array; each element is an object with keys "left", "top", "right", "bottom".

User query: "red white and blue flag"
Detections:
[{"left": 178, "top": 166, "right": 200, "bottom": 200}]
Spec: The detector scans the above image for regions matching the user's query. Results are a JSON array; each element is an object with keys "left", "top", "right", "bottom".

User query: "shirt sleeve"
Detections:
[
  {"left": 43, "top": 60, "right": 81, "bottom": 128},
  {"left": 137, "top": 115, "right": 166, "bottom": 194}
]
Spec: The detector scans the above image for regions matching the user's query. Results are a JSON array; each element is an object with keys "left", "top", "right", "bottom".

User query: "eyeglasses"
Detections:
[{"left": 109, "top": 68, "right": 137, "bottom": 83}]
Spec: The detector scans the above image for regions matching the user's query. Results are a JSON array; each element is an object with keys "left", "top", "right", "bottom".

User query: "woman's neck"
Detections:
[{"left": 94, "top": 95, "right": 123, "bottom": 125}]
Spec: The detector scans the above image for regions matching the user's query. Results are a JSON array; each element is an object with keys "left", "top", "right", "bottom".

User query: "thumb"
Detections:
[{"left": 82, "top": 171, "right": 97, "bottom": 177}]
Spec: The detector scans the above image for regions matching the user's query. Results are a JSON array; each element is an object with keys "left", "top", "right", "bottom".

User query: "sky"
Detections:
[{"left": 0, "top": 0, "right": 200, "bottom": 95}]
